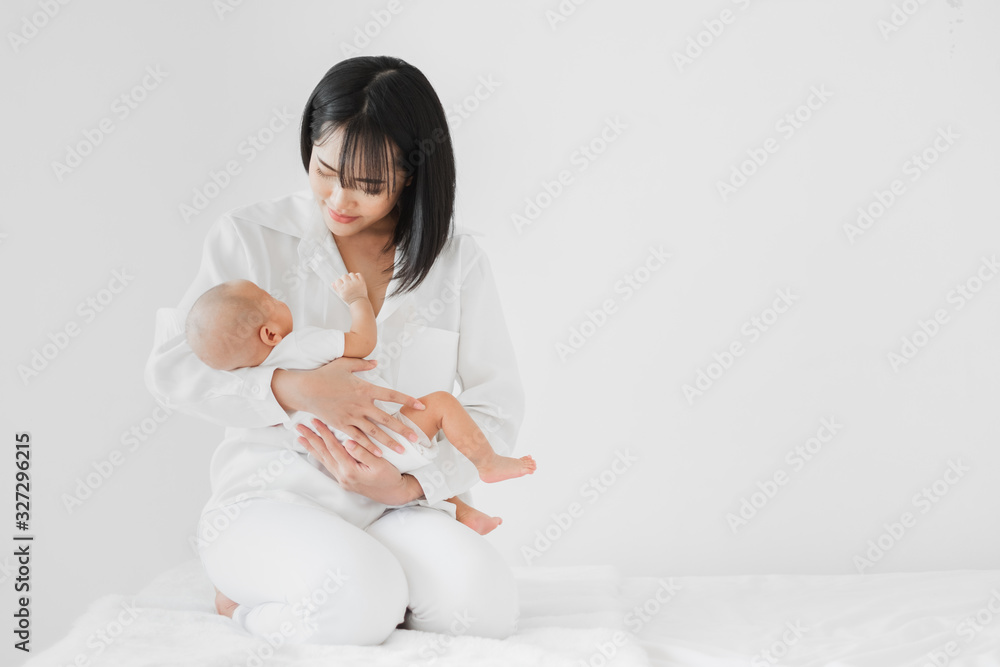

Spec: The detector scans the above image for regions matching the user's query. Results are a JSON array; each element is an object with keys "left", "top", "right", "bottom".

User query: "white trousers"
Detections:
[{"left": 197, "top": 498, "right": 519, "bottom": 646}]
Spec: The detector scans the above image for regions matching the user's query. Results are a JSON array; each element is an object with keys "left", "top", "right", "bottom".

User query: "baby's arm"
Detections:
[{"left": 331, "top": 273, "right": 376, "bottom": 359}]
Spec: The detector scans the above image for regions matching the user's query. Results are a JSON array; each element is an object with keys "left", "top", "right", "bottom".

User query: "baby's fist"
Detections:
[{"left": 332, "top": 272, "right": 369, "bottom": 303}]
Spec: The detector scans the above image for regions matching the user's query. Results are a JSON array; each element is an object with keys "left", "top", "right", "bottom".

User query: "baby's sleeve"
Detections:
[{"left": 279, "top": 326, "right": 346, "bottom": 369}]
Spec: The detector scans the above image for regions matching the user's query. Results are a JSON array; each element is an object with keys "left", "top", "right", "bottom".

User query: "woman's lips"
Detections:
[{"left": 328, "top": 208, "right": 359, "bottom": 224}]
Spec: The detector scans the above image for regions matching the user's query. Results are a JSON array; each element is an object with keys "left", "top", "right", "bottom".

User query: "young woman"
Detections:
[{"left": 145, "top": 56, "right": 524, "bottom": 645}]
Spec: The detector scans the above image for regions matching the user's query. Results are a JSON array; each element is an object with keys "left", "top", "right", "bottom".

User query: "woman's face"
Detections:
[{"left": 308, "top": 125, "right": 411, "bottom": 239}]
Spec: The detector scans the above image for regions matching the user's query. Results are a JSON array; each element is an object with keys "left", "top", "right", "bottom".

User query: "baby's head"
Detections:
[{"left": 185, "top": 279, "right": 293, "bottom": 371}]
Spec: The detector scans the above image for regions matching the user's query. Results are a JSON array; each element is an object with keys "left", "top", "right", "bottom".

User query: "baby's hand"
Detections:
[{"left": 332, "top": 273, "right": 369, "bottom": 304}]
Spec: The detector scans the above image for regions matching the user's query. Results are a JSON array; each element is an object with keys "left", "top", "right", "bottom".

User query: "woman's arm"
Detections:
[
  {"left": 407, "top": 237, "right": 527, "bottom": 505},
  {"left": 144, "top": 215, "right": 290, "bottom": 427},
  {"left": 144, "top": 215, "right": 424, "bottom": 454}
]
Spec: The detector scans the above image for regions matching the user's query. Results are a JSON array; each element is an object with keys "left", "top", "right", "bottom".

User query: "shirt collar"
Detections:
[{"left": 242, "top": 190, "right": 405, "bottom": 325}]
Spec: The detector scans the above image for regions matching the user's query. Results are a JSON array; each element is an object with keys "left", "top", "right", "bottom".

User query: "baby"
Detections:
[{"left": 184, "top": 274, "right": 536, "bottom": 535}]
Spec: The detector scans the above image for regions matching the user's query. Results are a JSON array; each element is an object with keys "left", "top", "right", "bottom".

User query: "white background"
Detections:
[{"left": 2, "top": 0, "right": 999, "bottom": 659}]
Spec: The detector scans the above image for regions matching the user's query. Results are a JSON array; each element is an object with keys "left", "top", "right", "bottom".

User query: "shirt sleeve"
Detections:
[
  {"left": 143, "top": 214, "right": 290, "bottom": 428},
  {"left": 409, "top": 237, "right": 526, "bottom": 505}
]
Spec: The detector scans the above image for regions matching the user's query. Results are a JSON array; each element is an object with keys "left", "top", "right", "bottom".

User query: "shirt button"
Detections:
[{"left": 252, "top": 386, "right": 261, "bottom": 395}]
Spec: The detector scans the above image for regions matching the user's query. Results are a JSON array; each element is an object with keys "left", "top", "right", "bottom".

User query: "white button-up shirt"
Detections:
[{"left": 144, "top": 189, "right": 525, "bottom": 526}]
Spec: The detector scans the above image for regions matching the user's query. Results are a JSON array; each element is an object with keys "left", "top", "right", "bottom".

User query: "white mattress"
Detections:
[{"left": 23, "top": 561, "right": 1000, "bottom": 666}]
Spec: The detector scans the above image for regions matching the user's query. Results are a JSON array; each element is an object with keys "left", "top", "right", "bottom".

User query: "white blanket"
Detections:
[{"left": 24, "top": 559, "right": 651, "bottom": 667}]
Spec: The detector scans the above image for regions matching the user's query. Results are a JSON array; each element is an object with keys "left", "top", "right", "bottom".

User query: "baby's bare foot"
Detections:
[
  {"left": 479, "top": 454, "right": 536, "bottom": 484},
  {"left": 455, "top": 504, "right": 503, "bottom": 535},
  {"left": 214, "top": 587, "right": 239, "bottom": 618}
]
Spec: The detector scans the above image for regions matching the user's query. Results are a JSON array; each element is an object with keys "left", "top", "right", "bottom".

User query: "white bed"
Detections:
[{"left": 23, "top": 561, "right": 1000, "bottom": 666}]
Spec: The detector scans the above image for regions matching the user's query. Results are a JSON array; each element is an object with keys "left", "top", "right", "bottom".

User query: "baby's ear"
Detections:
[{"left": 260, "top": 325, "right": 284, "bottom": 348}]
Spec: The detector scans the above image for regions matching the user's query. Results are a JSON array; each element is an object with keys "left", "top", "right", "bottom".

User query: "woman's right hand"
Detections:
[
  {"left": 271, "top": 356, "right": 425, "bottom": 458},
  {"left": 295, "top": 418, "right": 424, "bottom": 506}
]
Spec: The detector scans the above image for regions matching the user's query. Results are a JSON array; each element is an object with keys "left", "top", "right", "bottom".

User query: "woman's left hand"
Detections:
[{"left": 296, "top": 419, "right": 422, "bottom": 505}]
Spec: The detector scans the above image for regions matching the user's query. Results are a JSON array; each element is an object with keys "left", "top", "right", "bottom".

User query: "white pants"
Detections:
[{"left": 197, "top": 498, "right": 519, "bottom": 646}]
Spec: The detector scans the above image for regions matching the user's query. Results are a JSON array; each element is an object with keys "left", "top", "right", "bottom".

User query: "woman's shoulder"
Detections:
[
  {"left": 218, "top": 189, "right": 319, "bottom": 239},
  {"left": 443, "top": 224, "right": 488, "bottom": 258},
  {"left": 431, "top": 226, "right": 500, "bottom": 285}
]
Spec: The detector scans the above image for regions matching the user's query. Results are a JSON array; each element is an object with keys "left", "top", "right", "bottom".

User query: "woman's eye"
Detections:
[{"left": 314, "top": 167, "right": 332, "bottom": 178}]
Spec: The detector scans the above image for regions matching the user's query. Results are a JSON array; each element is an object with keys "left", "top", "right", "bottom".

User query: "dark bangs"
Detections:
[{"left": 315, "top": 115, "right": 404, "bottom": 198}]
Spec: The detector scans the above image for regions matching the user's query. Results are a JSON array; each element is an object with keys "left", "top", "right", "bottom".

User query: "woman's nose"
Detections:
[{"left": 328, "top": 183, "right": 354, "bottom": 211}]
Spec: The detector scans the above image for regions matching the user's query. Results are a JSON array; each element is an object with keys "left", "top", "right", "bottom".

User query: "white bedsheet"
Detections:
[
  {"left": 24, "top": 559, "right": 650, "bottom": 667},
  {"left": 624, "top": 569, "right": 1000, "bottom": 667},
  {"left": 23, "top": 563, "right": 1000, "bottom": 666}
]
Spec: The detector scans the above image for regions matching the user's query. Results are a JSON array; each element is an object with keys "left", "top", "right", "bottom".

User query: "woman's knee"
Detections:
[
  {"left": 418, "top": 546, "right": 519, "bottom": 639},
  {"left": 198, "top": 501, "right": 410, "bottom": 647},
  {"left": 295, "top": 536, "right": 409, "bottom": 646}
]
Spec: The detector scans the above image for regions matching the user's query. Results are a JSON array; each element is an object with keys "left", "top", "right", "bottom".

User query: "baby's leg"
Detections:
[
  {"left": 400, "top": 391, "right": 536, "bottom": 483},
  {"left": 445, "top": 496, "right": 502, "bottom": 535}
]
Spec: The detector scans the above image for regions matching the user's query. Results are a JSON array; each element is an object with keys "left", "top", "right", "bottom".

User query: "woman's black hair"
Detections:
[{"left": 299, "top": 56, "right": 456, "bottom": 298}]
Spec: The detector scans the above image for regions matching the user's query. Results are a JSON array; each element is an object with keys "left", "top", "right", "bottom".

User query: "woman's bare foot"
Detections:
[
  {"left": 454, "top": 503, "right": 503, "bottom": 535},
  {"left": 214, "top": 587, "right": 239, "bottom": 618},
  {"left": 479, "top": 454, "right": 536, "bottom": 484}
]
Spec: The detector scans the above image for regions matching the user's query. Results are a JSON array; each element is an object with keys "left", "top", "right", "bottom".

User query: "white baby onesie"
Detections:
[{"left": 264, "top": 325, "right": 439, "bottom": 474}]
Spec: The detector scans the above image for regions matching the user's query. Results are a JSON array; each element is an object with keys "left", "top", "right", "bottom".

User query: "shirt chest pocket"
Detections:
[{"left": 395, "top": 323, "right": 461, "bottom": 398}]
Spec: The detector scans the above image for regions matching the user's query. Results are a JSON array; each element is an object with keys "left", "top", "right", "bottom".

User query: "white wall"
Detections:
[{"left": 3, "top": 0, "right": 998, "bottom": 658}]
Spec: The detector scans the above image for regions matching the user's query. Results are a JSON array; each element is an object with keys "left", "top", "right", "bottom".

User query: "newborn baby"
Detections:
[{"left": 184, "top": 275, "right": 536, "bottom": 535}]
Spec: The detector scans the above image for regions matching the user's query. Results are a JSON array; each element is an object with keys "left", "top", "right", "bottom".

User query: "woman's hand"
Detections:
[
  {"left": 271, "top": 356, "right": 425, "bottom": 458},
  {"left": 296, "top": 418, "right": 424, "bottom": 505}
]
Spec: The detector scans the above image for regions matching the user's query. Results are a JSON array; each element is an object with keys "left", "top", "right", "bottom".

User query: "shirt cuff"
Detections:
[{"left": 237, "top": 365, "right": 290, "bottom": 427}]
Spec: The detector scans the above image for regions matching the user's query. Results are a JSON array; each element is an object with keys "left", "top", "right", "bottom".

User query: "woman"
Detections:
[{"left": 144, "top": 56, "right": 524, "bottom": 645}]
